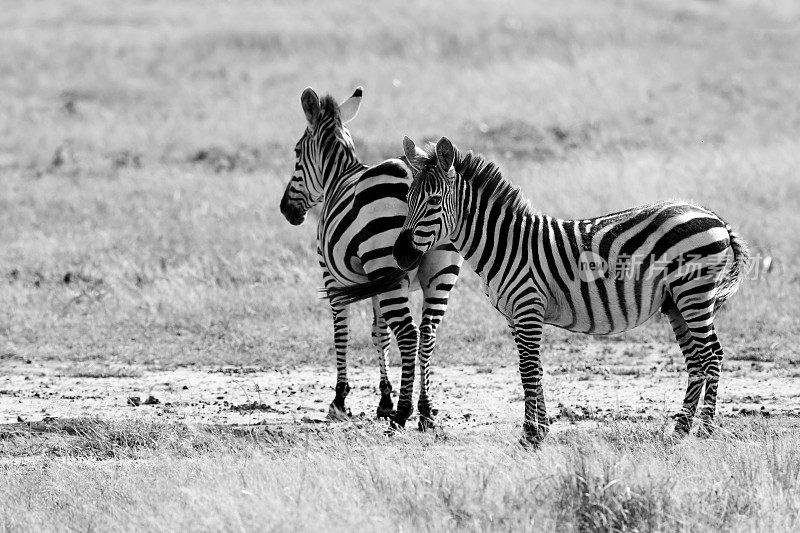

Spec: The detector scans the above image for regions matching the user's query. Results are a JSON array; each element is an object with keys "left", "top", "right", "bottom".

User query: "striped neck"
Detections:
[
  {"left": 318, "top": 148, "right": 366, "bottom": 206},
  {"left": 448, "top": 154, "right": 535, "bottom": 276},
  {"left": 322, "top": 151, "right": 364, "bottom": 191}
]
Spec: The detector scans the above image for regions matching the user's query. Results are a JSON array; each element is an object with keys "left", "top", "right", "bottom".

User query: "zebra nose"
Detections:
[
  {"left": 280, "top": 192, "right": 305, "bottom": 226},
  {"left": 281, "top": 200, "right": 306, "bottom": 226},
  {"left": 394, "top": 230, "right": 422, "bottom": 271}
]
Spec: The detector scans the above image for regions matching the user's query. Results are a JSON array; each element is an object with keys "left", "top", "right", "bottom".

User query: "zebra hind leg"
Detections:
[
  {"left": 327, "top": 305, "right": 352, "bottom": 421},
  {"left": 664, "top": 300, "right": 704, "bottom": 438},
  {"left": 667, "top": 288, "right": 723, "bottom": 439},
  {"left": 371, "top": 298, "right": 395, "bottom": 419},
  {"left": 696, "top": 328, "right": 724, "bottom": 439}
]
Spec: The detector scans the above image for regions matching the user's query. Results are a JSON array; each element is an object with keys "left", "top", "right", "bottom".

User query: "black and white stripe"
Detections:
[
  {"left": 337, "top": 135, "right": 749, "bottom": 445},
  {"left": 279, "top": 89, "right": 462, "bottom": 427}
]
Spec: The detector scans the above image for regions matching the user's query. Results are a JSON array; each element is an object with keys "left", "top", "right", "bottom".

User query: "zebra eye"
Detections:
[{"left": 429, "top": 195, "right": 442, "bottom": 206}]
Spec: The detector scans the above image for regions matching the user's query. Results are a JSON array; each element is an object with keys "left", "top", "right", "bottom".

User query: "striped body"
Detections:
[
  {"left": 280, "top": 89, "right": 462, "bottom": 426},
  {"left": 318, "top": 161, "right": 411, "bottom": 287},
  {"left": 469, "top": 202, "right": 733, "bottom": 335},
  {"left": 340, "top": 136, "right": 748, "bottom": 445}
]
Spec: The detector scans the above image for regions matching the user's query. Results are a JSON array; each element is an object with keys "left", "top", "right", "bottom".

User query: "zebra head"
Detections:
[
  {"left": 280, "top": 86, "right": 362, "bottom": 225},
  {"left": 394, "top": 136, "right": 458, "bottom": 271}
]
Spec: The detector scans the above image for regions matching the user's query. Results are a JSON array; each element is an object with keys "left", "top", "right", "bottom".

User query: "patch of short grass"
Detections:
[{"left": 59, "top": 366, "right": 143, "bottom": 379}]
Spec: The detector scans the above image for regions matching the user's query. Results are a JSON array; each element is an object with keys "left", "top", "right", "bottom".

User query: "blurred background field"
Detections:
[{"left": 1, "top": 0, "right": 799, "bottom": 368}]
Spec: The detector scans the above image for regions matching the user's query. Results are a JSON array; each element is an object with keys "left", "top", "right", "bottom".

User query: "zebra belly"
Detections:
[
  {"left": 544, "top": 274, "right": 668, "bottom": 335},
  {"left": 544, "top": 229, "right": 731, "bottom": 334}
]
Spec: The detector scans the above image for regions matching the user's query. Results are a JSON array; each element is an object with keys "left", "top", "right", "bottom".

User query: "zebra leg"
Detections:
[
  {"left": 697, "top": 327, "right": 723, "bottom": 439},
  {"left": 505, "top": 319, "right": 518, "bottom": 343},
  {"left": 416, "top": 250, "right": 460, "bottom": 431},
  {"left": 416, "top": 300, "right": 445, "bottom": 431},
  {"left": 371, "top": 297, "right": 395, "bottom": 419},
  {"left": 327, "top": 304, "right": 352, "bottom": 421},
  {"left": 377, "top": 284, "right": 419, "bottom": 430},
  {"left": 513, "top": 305, "right": 549, "bottom": 447},
  {"left": 664, "top": 302, "right": 704, "bottom": 437}
]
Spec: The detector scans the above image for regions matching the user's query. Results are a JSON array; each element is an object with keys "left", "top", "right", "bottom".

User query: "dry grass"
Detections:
[
  {"left": 1, "top": 0, "right": 800, "bottom": 530},
  {"left": 0, "top": 418, "right": 798, "bottom": 531}
]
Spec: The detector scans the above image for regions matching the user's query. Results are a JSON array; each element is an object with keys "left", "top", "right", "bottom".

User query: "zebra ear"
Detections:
[
  {"left": 403, "top": 136, "right": 426, "bottom": 172},
  {"left": 435, "top": 137, "right": 455, "bottom": 175},
  {"left": 339, "top": 86, "right": 362, "bottom": 124},
  {"left": 301, "top": 87, "right": 320, "bottom": 127}
]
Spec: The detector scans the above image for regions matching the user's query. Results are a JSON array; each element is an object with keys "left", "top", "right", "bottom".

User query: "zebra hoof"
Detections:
[
  {"left": 392, "top": 403, "right": 412, "bottom": 428},
  {"left": 672, "top": 419, "right": 692, "bottom": 440},
  {"left": 696, "top": 422, "right": 715, "bottom": 439},
  {"left": 521, "top": 421, "right": 548, "bottom": 448},
  {"left": 385, "top": 419, "right": 405, "bottom": 436},
  {"left": 376, "top": 394, "right": 395, "bottom": 419},
  {"left": 418, "top": 415, "right": 435, "bottom": 432},
  {"left": 518, "top": 432, "right": 545, "bottom": 450},
  {"left": 326, "top": 403, "right": 351, "bottom": 422},
  {"left": 518, "top": 436, "right": 542, "bottom": 450},
  {"left": 376, "top": 407, "right": 395, "bottom": 420}
]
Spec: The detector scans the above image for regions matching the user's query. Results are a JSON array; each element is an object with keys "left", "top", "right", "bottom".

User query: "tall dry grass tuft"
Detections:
[{"left": 555, "top": 450, "right": 672, "bottom": 532}]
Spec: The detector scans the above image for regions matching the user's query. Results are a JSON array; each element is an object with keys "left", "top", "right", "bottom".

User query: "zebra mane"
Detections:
[
  {"left": 417, "top": 144, "right": 533, "bottom": 216},
  {"left": 319, "top": 94, "right": 341, "bottom": 123}
]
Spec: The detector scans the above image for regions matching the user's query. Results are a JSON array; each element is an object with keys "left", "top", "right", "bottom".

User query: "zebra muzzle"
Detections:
[
  {"left": 394, "top": 230, "right": 423, "bottom": 271},
  {"left": 280, "top": 194, "right": 307, "bottom": 226}
]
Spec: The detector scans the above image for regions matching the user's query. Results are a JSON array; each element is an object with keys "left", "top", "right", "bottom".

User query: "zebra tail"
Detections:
[
  {"left": 321, "top": 268, "right": 408, "bottom": 307},
  {"left": 715, "top": 223, "right": 750, "bottom": 312}
]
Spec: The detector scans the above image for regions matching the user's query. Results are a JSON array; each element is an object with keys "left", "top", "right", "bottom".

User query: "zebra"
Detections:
[
  {"left": 333, "top": 135, "right": 749, "bottom": 446},
  {"left": 279, "top": 88, "right": 462, "bottom": 428}
]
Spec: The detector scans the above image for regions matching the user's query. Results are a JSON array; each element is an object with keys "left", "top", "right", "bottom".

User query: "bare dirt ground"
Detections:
[{"left": 3, "top": 344, "right": 798, "bottom": 436}]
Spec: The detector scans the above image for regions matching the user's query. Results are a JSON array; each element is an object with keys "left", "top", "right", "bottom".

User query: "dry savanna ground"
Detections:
[{"left": 1, "top": 0, "right": 799, "bottom": 531}]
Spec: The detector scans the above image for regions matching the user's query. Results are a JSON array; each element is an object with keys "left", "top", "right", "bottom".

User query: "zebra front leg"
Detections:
[
  {"left": 416, "top": 314, "right": 439, "bottom": 431},
  {"left": 513, "top": 307, "right": 549, "bottom": 447},
  {"left": 378, "top": 287, "right": 419, "bottom": 430},
  {"left": 416, "top": 253, "right": 460, "bottom": 431},
  {"left": 371, "top": 297, "right": 394, "bottom": 419},
  {"left": 327, "top": 305, "right": 352, "bottom": 421}
]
